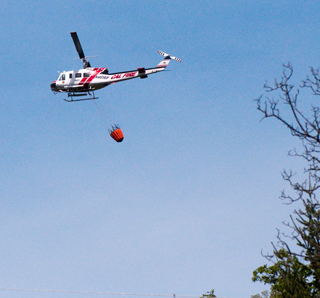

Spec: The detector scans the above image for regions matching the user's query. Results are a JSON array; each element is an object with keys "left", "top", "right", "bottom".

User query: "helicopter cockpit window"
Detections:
[
  {"left": 69, "top": 73, "right": 72, "bottom": 79},
  {"left": 62, "top": 74, "right": 66, "bottom": 80},
  {"left": 84, "top": 73, "right": 89, "bottom": 78},
  {"left": 75, "top": 73, "right": 82, "bottom": 78}
]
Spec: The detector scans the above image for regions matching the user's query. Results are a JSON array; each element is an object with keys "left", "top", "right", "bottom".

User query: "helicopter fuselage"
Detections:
[{"left": 51, "top": 65, "right": 165, "bottom": 94}]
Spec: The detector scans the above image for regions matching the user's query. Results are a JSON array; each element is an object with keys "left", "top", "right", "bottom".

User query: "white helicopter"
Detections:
[{"left": 51, "top": 32, "right": 181, "bottom": 102}]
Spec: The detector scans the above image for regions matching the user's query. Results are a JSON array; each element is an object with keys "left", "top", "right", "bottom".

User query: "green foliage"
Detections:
[
  {"left": 200, "top": 289, "right": 216, "bottom": 298},
  {"left": 252, "top": 249, "right": 314, "bottom": 297},
  {"left": 293, "top": 200, "right": 320, "bottom": 290},
  {"left": 251, "top": 290, "right": 281, "bottom": 298},
  {"left": 251, "top": 290, "right": 274, "bottom": 298}
]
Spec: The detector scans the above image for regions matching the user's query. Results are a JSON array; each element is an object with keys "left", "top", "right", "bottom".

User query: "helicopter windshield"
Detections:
[{"left": 57, "top": 74, "right": 66, "bottom": 81}]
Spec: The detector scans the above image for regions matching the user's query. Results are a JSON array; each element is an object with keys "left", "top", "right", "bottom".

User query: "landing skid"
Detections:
[{"left": 64, "top": 91, "right": 98, "bottom": 102}]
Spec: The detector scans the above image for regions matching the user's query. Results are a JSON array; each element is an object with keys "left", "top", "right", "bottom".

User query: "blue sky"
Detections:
[{"left": 1, "top": 1, "right": 320, "bottom": 297}]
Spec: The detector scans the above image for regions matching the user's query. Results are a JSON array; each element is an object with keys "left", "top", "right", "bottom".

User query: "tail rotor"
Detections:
[{"left": 158, "top": 50, "right": 181, "bottom": 63}]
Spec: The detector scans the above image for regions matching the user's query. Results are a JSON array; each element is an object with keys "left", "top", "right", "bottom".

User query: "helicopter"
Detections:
[{"left": 50, "top": 32, "right": 181, "bottom": 102}]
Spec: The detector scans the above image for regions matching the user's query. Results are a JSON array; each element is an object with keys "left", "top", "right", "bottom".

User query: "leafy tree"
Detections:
[
  {"left": 252, "top": 249, "right": 313, "bottom": 297},
  {"left": 200, "top": 289, "right": 216, "bottom": 298},
  {"left": 251, "top": 290, "right": 276, "bottom": 298},
  {"left": 253, "top": 63, "right": 320, "bottom": 297}
]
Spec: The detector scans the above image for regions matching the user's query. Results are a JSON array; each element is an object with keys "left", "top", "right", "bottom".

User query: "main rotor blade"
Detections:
[{"left": 71, "top": 32, "right": 85, "bottom": 59}]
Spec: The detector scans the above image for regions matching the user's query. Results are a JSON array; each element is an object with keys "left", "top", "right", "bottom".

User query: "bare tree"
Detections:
[{"left": 254, "top": 63, "right": 320, "bottom": 296}]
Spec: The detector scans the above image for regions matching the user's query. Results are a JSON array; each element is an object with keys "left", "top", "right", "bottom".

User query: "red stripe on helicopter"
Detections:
[
  {"left": 77, "top": 68, "right": 105, "bottom": 88},
  {"left": 83, "top": 68, "right": 105, "bottom": 89},
  {"left": 79, "top": 77, "right": 88, "bottom": 85}
]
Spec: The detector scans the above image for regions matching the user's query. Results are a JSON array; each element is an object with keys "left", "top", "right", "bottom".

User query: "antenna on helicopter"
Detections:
[{"left": 70, "top": 31, "right": 92, "bottom": 68}]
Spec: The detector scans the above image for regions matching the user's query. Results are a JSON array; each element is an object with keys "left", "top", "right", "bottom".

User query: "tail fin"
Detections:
[{"left": 156, "top": 50, "right": 181, "bottom": 68}]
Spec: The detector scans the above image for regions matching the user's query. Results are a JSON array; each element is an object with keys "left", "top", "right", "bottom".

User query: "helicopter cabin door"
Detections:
[{"left": 66, "top": 71, "right": 75, "bottom": 87}]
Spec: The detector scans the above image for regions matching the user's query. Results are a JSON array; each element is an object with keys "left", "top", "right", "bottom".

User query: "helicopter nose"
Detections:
[{"left": 51, "top": 81, "right": 58, "bottom": 92}]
